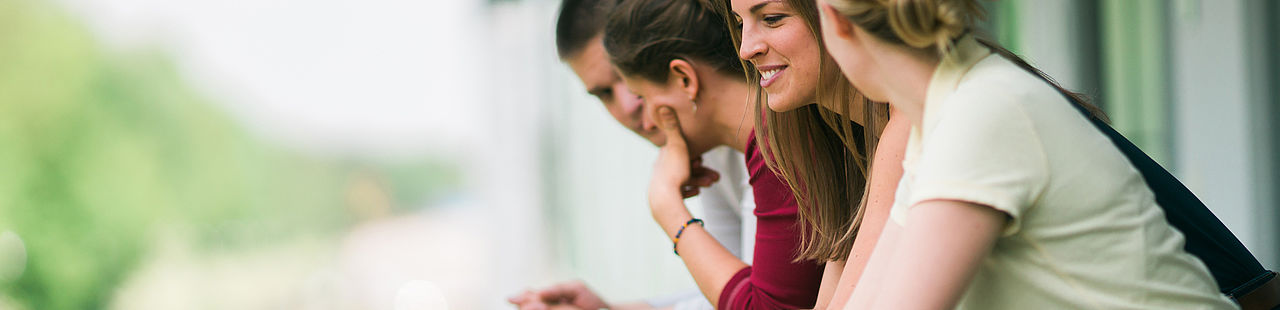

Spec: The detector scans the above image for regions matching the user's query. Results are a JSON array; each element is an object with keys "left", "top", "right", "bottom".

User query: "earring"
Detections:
[{"left": 690, "top": 96, "right": 697, "bottom": 114}]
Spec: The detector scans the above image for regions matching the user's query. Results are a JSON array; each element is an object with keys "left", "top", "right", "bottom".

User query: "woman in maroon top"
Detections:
[{"left": 598, "top": 0, "right": 874, "bottom": 308}]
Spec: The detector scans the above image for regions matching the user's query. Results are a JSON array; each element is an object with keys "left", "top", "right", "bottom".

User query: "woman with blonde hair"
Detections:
[{"left": 812, "top": 0, "right": 1248, "bottom": 308}]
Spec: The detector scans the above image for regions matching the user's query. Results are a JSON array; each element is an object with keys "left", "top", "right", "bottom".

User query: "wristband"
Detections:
[{"left": 672, "top": 218, "right": 704, "bottom": 256}]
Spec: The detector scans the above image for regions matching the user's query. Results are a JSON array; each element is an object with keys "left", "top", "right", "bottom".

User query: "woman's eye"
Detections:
[{"left": 762, "top": 14, "right": 784, "bottom": 25}]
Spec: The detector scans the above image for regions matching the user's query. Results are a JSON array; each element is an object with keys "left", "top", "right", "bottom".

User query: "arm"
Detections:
[
  {"left": 845, "top": 200, "right": 1005, "bottom": 310},
  {"left": 651, "top": 107, "right": 823, "bottom": 309},
  {"left": 648, "top": 106, "right": 750, "bottom": 308},
  {"left": 842, "top": 217, "right": 900, "bottom": 310},
  {"left": 712, "top": 122, "right": 824, "bottom": 309},
  {"left": 826, "top": 113, "right": 909, "bottom": 310},
  {"left": 813, "top": 260, "right": 845, "bottom": 310},
  {"left": 650, "top": 199, "right": 749, "bottom": 307}
]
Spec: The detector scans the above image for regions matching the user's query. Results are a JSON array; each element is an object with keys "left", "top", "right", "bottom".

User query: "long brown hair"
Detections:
[{"left": 715, "top": 0, "right": 888, "bottom": 262}]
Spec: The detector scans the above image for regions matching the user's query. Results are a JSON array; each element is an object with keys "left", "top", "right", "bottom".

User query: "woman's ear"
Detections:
[
  {"left": 668, "top": 59, "right": 699, "bottom": 101},
  {"left": 820, "top": 2, "right": 856, "bottom": 40}
]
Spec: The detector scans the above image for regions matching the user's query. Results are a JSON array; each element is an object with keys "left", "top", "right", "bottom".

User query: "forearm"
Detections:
[
  {"left": 856, "top": 201, "right": 1004, "bottom": 310},
  {"left": 652, "top": 190, "right": 749, "bottom": 308},
  {"left": 843, "top": 221, "right": 900, "bottom": 310},
  {"left": 814, "top": 260, "right": 845, "bottom": 310}
]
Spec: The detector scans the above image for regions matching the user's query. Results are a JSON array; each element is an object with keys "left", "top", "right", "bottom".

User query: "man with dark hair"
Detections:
[
  {"left": 506, "top": 0, "right": 756, "bottom": 309},
  {"left": 554, "top": 0, "right": 614, "bottom": 59},
  {"left": 553, "top": 0, "right": 662, "bottom": 147}
]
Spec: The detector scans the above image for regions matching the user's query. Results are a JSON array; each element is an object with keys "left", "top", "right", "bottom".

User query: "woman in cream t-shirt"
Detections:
[
  {"left": 808, "top": 0, "right": 1237, "bottom": 309},
  {"left": 884, "top": 35, "right": 1232, "bottom": 309}
]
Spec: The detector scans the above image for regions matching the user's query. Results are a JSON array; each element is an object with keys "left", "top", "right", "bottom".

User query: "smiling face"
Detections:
[
  {"left": 731, "top": 0, "right": 822, "bottom": 112},
  {"left": 566, "top": 35, "right": 665, "bottom": 146}
]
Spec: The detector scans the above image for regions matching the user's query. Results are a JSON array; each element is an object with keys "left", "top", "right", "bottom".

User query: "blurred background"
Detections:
[{"left": 0, "top": 0, "right": 1274, "bottom": 309}]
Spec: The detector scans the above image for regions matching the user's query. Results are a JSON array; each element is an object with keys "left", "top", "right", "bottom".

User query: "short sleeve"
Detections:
[{"left": 906, "top": 90, "right": 1050, "bottom": 236}]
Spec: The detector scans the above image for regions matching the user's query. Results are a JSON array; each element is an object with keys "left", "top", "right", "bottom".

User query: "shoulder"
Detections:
[{"left": 942, "top": 56, "right": 1066, "bottom": 122}]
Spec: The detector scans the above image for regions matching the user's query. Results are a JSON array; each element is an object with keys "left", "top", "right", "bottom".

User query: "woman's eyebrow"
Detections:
[{"left": 749, "top": 0, "right": 782, "bottom": 15}]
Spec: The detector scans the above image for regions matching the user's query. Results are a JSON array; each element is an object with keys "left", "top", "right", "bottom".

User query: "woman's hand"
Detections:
[
  {"left": 647, "top": 106, "right": 717, "bottom": 220},
  {"left": 508, "top": 281, "right": 608, "bottom": 310},
  {"left": 682, "top": 158, "right": 721, "bottom": 198}
]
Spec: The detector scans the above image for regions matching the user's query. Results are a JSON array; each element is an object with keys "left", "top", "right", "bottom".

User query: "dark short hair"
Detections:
[
  {"left": 555, "top": 0, "right": 617, "bottom": 59},
  {"left": 602, "top": 0, "right": 743, "bottom": 82}
]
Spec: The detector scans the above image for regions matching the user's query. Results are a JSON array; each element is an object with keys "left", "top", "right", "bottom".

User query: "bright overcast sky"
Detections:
[{"left": 54, "top": 0, "right": 489, "bottom": 158}]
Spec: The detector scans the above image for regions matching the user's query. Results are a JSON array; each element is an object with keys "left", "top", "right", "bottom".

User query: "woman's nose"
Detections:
[
  {"left": 738, "top": 27, "right": 766, "bottom": 61},
  {"left": 639, "top": 100, "right": 658, "bottom": 132}
]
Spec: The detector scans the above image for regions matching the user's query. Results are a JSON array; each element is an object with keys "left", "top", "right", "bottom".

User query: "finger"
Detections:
[
  {"left": 517, "top": 292, "right": 549, "bottom": 310},
  {"left": 537, "top": 286, "right": 570, "bottom": 301},
  {"left": 536, "top": 291, "right": 564, "bottom": 304},
  {"left": 655, "top": 106, "right": 686, "bottom": 149},
  {"left": 509, "top": 290, "right": 535, "bottom": 305},
  {"left": 520, "top": 302, "right": 549, "bottom": 310},
  {"left": 689, "top": 167, "right": 720, "bottom": 187},
  {"left": 682, "top": 186, "right": 700, "bottom": 198},
  {"left": 687, "top": 176, "right": 715, "bottom": 188}
]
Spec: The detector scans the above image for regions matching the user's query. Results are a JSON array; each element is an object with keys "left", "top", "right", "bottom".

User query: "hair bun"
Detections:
[{"left": 886, "top": 0, "right": 981, "bottom": 51}]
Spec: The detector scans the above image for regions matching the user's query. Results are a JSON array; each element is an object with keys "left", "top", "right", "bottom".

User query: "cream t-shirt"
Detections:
[{"left": 889, "top": 36, "right": 1237, "bottom": 309}]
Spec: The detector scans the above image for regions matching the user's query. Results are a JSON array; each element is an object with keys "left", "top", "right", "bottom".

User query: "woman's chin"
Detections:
[{"left": 765, "top": 94, "right": 805, "bottom": 112}]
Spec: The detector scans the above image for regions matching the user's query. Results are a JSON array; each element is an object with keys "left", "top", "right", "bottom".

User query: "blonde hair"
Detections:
[
  {"left": 825, "top": 0, "right": 1110, "bottom": 120},
  {"left": 825, "top": 0, "right": 983, "bottom": 53}
]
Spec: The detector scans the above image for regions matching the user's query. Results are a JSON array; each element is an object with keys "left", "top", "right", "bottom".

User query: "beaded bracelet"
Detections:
[{"left": 672, "top": 218, "right": 704, "bottom": 256}]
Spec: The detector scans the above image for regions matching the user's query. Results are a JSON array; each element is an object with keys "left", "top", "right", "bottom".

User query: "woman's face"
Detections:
[
  {"left": 620, "top": 72, "right": 720, "bottom": 156},
  {"left": 732, "top": 0, "right": 821, "bottom": 112}
]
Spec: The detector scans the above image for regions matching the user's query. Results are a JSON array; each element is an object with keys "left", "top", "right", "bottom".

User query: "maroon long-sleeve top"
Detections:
[{"left": 717, "top": 131, "right": 824, "bottom": 309}]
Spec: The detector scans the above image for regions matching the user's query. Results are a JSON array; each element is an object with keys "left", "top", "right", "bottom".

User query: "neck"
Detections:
[
  {"left": 697, "top": 72, "right": 755, "bottom": 152},
  {"left": 876, "top": 46, "right": 940, "bottom": 126}
]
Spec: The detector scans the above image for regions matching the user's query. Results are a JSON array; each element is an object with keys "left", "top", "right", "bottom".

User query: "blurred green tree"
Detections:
[{"left": 0, "top": 0, "right": 456, "bottom": 308}]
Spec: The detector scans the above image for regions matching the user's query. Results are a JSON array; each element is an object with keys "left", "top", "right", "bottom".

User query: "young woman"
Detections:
[
  {"left": 721, "top": 0, "right": 906, "bottom": 308},
  {"left": 603, "top": 0, "right": 843, "bottom": 308},
  {"left": 814, "top": 0, "right": 1236, "bottom": 308}
]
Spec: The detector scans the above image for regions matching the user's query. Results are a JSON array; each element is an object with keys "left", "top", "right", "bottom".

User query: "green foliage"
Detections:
[{"left": 0, "top": 0, "right": 460, "bottom": 308}]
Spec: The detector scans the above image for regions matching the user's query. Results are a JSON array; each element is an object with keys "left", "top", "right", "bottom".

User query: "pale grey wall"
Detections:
[{"left": 1168, "top": 0, "right": 1275, "bottom": 267}]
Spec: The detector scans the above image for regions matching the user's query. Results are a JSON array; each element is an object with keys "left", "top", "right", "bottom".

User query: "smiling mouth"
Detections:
[{"left": 758, "top": 66, "right": 786, "bottom": 88}]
